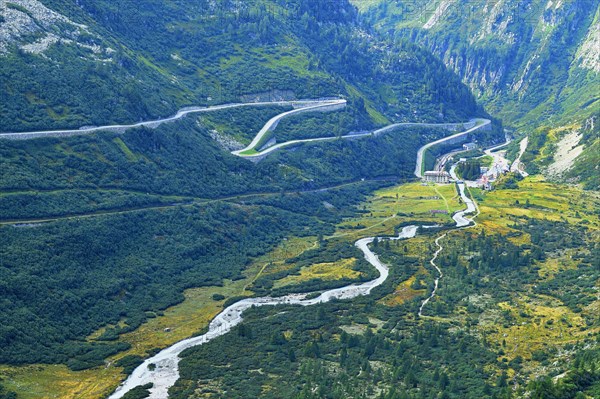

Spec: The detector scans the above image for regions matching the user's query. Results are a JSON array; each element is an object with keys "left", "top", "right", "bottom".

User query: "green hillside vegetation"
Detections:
[
  {"left": 502, "top": 117, "right": 599, "bottom": 190},
  {"left": 357, "top": 0, "right": 599, "bottom": 127},
  {"left": 3, "top": 1, "right": 582, "bottom": 398},
  {"left": 197, "top": 105, "right": 293, "bottom": 145},
  {"left": 0, "top": 107, "right": 473, "bottom": 375},
  {"left": 171, "top": 177, "right": 600, "bottom": 399},
  {"left": 356, "top": 0, "right": 600, "bottom": 187},
  {"left": 1, "top": 0, "right": 483, "bottom": 133},
  {"left": 0, "top": 117, "right": 470, "bottom": 223},
  {"left": 0, "top": 39, "right": 181, "bottom": 132},
  {"left": 567, "top": 137, "right": 600, "bottom": 190}
]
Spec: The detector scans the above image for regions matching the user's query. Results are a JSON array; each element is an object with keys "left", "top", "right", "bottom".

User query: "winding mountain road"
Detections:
[
  {"left": 414, "top": 118, "right": 491, "bottom": 178},
  {"left": 231, "top": 99, "right": 346, "bottom": 155},
  {"left": 1, "top": 99, "right": 491, "bottom": 167},
  {"left": 240, "top": 119, "right": 491, "bottom": 160},
  {"left": 0, "top": 99, "right": 345, "bottom": 141}
]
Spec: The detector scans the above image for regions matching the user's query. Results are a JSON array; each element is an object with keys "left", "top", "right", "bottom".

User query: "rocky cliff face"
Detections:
[
  {"left": 358, "top": 0, "right": 599, "bottom": 186},
  {"left": 361, "top": 0, "right": 599, "bottom": 128},
  {"left": 577, "top": 7, "right": 600, "bottom": 72}
]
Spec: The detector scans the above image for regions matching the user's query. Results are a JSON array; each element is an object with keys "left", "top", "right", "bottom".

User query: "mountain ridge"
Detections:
[{"left": 355, "top": 0, "right": 599, "bottom": 187}]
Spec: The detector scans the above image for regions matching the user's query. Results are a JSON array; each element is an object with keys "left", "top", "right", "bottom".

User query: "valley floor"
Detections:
[
  {"left": 2, "top": 173, "right": 597, "bottom": 399},
  {"left": 0, "top": 107, "right": 596, "bottom": 399}
]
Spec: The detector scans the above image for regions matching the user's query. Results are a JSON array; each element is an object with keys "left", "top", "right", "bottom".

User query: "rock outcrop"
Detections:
[{"left": 0, "top": 0, "right": 108, "bottom": 57}]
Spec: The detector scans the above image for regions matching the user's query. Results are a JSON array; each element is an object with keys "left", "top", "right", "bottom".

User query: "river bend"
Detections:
[{"left": 109, "top": 227, "right": 419, "bottom": 398}]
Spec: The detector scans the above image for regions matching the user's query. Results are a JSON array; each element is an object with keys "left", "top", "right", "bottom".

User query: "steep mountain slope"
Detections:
[
  {"left": 0, "top": 0, "right": 484, "bottom": 133},
  {"left": 357, "top": 0, "right": 599, "bottom": 186}
]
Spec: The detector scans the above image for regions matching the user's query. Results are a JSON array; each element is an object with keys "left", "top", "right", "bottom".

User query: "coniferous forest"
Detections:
[{"left": 0, "top": 0, "right": 598, "bottom": 398}]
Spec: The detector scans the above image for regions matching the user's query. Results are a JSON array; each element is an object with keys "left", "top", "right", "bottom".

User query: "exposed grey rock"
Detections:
[
  {"left": 0, "top": 0, "right": 108, "bottom": 57},
  {"left": 206, "top": 128, "right": 245, "bottom": 152},
  {"left": 577, "top": 16, "right": 600, "bottom": 72}
]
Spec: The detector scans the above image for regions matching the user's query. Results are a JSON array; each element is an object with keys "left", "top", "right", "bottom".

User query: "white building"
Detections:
[{"left": 423, "top": 171, "right": 451, "bottom": 183}]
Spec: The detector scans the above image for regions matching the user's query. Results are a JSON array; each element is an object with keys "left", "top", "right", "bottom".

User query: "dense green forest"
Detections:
[
  {"left": 174, "top": 302, "right": 505, "bottom": 399},
  {"left": 0, "top": 383, "right": 16, "bottom": 399},
  {"left": 457, "top": 159, "right": 483, "bottom": 181},
  {"left": 0, "top": 202, "right": 327, "bottom": 367}
]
